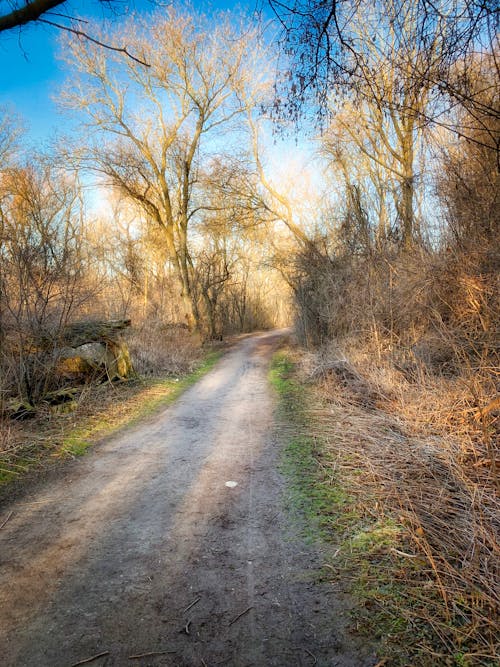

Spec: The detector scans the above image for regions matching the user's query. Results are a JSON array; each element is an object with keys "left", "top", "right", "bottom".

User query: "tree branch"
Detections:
[
  {"left": 0, "top": 0, "right": 65, "bottom": 32},
  {"left": 38, "top": 18, "right": 150, "bottom": 67}
]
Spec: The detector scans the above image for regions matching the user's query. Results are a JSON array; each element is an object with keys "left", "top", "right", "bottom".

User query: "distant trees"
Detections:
[{"left": 0, "top": 118, "right": 288, "bottom": 410}]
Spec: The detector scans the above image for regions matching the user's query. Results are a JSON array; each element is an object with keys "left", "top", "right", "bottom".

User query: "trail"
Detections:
[{"left": 0, "top": 331, "right": 375, "bottom": 667}]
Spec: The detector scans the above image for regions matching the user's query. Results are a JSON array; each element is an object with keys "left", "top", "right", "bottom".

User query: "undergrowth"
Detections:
[
  {"left": 0, "top": 351, "right": 221, "bottom": 494},
  {"left": 270, "top": 349, "right": 499, "bottom": 667},
  {"left": 269, "top": 353, "right": 355, "bottom": 544}
]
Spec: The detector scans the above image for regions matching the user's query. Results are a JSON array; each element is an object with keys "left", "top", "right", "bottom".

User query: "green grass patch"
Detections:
[
  {"left": 0, "top": 457, "right": 32, "bottom": 484},
  {"left": 269, "top": 350, "right": 423, "bottom": 664},
  {"left": 270, "top": 351, "right": 355, "bottom": 541}
]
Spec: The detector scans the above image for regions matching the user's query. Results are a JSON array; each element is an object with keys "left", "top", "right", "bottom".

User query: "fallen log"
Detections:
[
  {"left": 56, "top": 339, "right": 135, "bottom": 381},
  {"left": 52, "top": 319, "right": 134, "bottom": 380},
  {"left": 3, "top": 320, "right": 135, "bottom": 418},
  {"left": 47, "top": 319, "right": 132, "bottom": 349}
]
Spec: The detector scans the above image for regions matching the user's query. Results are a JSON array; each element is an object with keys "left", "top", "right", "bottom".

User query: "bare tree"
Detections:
[
  {"left": 322, "top": 76, "right": 428, "bottom": 248},
  {"left": 0, "top": 156, "right": 92, "bottom": 404},
  {"left": 269, "top": 0, "right": 499, "bottom": 152},
  {"left": 276, "top": 0, "right": 479, "bottom": 247},
  {"left": 60, "top": 8, "right": 257, "bottom": 331}
]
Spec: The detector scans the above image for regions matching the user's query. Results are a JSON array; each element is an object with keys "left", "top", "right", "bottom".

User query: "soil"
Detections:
[{"left": 0, "top": 331, "right": 378, "bottom": 667}]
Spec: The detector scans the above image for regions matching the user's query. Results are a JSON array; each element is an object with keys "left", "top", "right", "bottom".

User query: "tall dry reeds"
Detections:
[{"left": 299, "top": 346, "right": 499, "bottom": 663}]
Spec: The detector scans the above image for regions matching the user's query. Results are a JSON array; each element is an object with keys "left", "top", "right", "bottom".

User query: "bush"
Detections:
[{"left": 127, "top": 322, "right": 202, "bottom": 377}]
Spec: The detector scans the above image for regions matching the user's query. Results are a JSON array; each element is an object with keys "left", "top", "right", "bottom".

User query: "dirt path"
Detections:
[{"left": 0, "top": 331, "right": 376, "bottom": 667}]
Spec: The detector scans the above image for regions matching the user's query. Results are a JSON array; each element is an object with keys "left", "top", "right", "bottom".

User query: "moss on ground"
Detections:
[{"left": 269, "top": 352, "right": 354, "bottom": 545}]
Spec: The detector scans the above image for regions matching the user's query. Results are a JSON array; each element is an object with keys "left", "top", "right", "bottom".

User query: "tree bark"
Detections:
[
  {"left": 400, "top": 118, "right": 415, "bottom": 249},
  {"left": 0, "top": 0, "right": 64, "bottom": 33}
]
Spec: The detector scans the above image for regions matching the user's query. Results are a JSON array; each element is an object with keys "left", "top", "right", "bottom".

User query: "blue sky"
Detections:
[
  {"left": 0, "top": 1, "right": 262, "bottom": 143},
  {"left": 0, "top": 0, "right": 320, "bottom": 213}
]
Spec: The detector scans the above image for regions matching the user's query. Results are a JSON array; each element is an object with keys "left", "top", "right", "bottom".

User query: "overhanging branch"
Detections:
[{"left": 0, "top": 0, "right": 65, "bottom": 32}]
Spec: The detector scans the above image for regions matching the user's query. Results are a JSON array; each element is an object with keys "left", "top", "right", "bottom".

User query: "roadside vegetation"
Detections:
[
  {"left": 0, "top": 1, "right": 498, "bottom": 662},
  {"left": 0, "top": 345, "right": 221, "bottom": 496},
  {"left": 271, "top": 349, "right": 498, "bottom": 666},
  {"left": 268, "top": 2, "right": 498, "bottom": 663}
]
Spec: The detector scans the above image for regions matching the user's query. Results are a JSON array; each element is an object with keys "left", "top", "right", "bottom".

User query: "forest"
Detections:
[{"left": 0, "top": 0, "right": 498, "bottom": 664}]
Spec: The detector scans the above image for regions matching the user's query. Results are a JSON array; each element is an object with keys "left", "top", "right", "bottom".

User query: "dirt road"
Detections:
[{"left": 0, "top": 331, "right": 375, "bottom": 667}]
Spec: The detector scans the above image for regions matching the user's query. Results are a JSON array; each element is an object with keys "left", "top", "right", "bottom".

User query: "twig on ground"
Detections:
[
  {"left": 184, "top": 596, "right": 201, "bottom": 613},
  {"left": 304, "top": 647, "right": 318, "bottom": 665},
  {"left": 391, "top": 547, "right": 418, "bottom": 558},
  {"left": 228, "top": 606, "right": 253, "bottom": 626},
  {"left": 128, "top": 650, "right": 176, "bottom": 659},
  {"left": 70, "top": 652, "right": 110, "bottom": 666},
  {"left": 293, "top": 646, "right": 318, "bottom": 665},
  {"left": 0, "top": 510, "right": 13, "bottom": 530}
]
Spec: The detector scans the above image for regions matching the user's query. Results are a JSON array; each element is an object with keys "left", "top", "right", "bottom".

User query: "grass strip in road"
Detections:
[
  {"left": 269, "top": 351, "right": 407, "bottom": 659},
  {"left": 0, "top": 351, "right": 221, "bottom": 492},
  {"left": 269, "top": 351, "right": 355, "bottom": 543}
]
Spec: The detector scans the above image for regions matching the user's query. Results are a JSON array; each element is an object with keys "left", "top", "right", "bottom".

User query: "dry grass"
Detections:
[
  {"left": 127, "top": 322, "right": 202, "bottom": 377},
  {"left": 0, "top": 380, "right": 159, "bottom": 489},
  {"left": 299, "top": 345, "right": 499, "bottom": 664}
]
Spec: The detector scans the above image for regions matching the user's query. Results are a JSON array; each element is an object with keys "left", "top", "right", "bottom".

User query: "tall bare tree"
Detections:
[
  {"left": 276, "top": 1, "right": 465, "bottom": 246},
  {"left": 60, "top": 8, "right": 257, "bottom": 330},
  {"left": 270, "top": 0, "right": 499, "bottom": 142}
]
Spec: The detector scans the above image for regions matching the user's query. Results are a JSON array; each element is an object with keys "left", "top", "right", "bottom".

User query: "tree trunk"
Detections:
[
  {"left": 201, "top": 291, "right": 218, "bottom": 340},
  {"left": 180, "top": 286, "right": 198, "bottom": 331},
  {"left": 400, "top": 118, "right": 415, "bottom": 249},
  {"left": 401, "top": 175, "right": 414, "bottom": 249}
]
